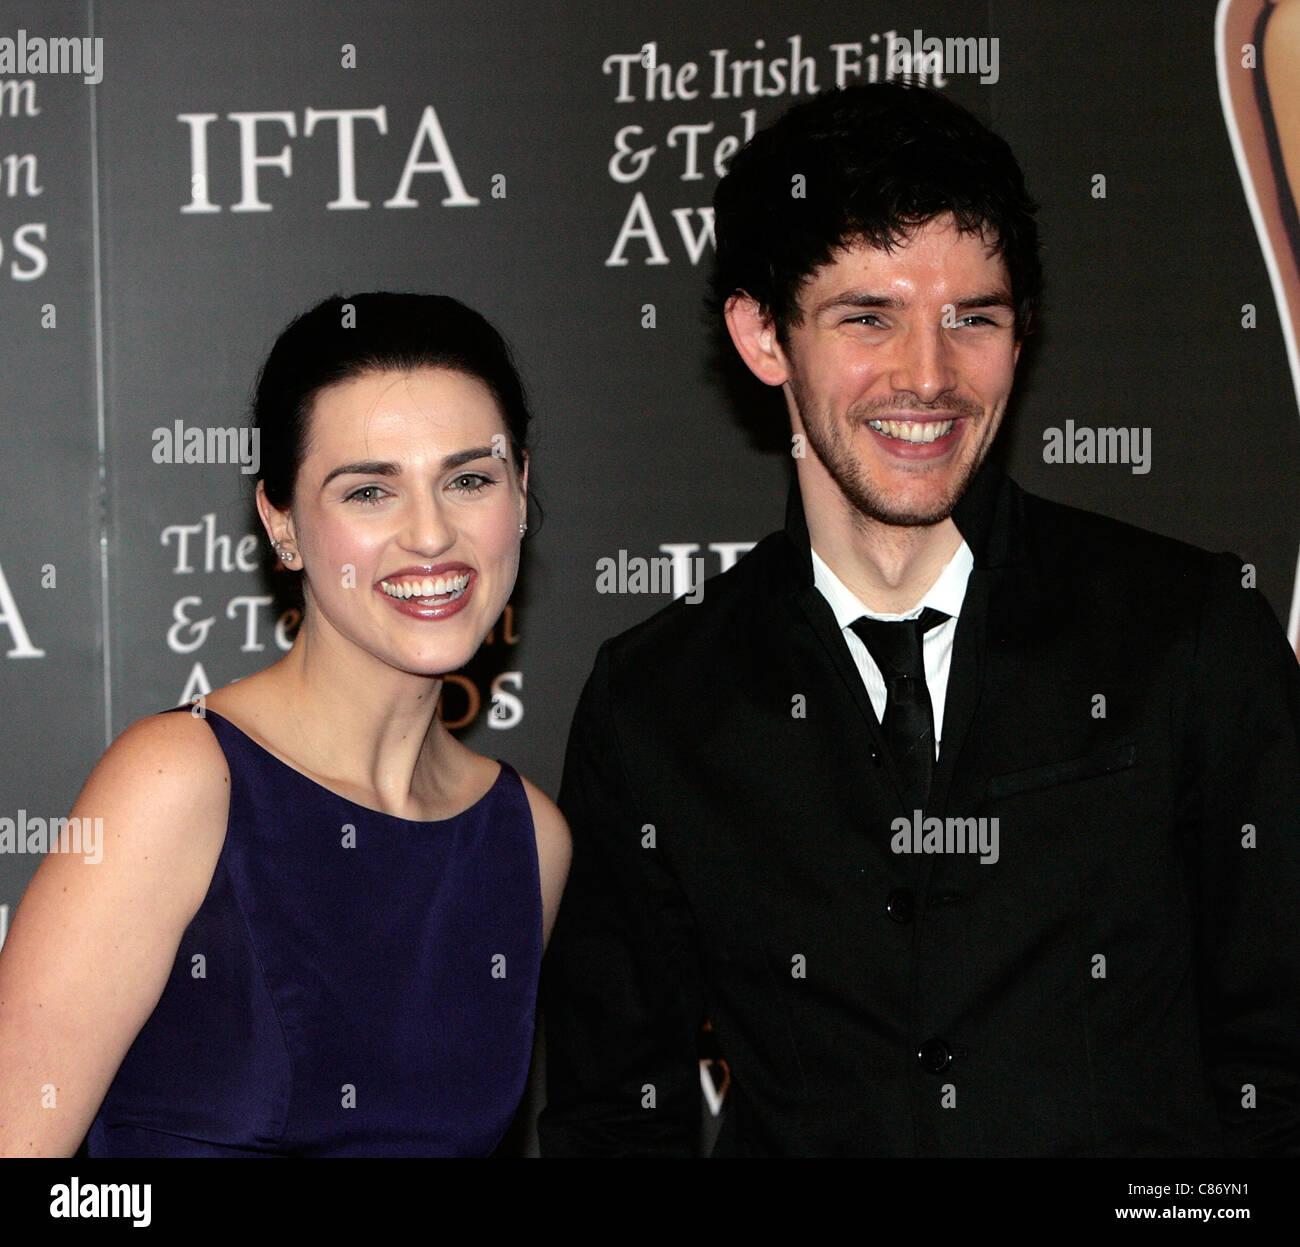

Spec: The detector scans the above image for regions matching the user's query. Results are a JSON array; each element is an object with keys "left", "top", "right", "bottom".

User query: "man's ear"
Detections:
[{"left": 724, "top": 293, "right": 791, "bottom": 387}]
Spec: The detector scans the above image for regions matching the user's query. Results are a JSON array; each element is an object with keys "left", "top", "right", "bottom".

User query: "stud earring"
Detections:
[
  {"left": 518, "top": 521, "right": 527, "bottom": 538},
  {"left": 274, "top": 543, "right": 297, "bottom": 564}
]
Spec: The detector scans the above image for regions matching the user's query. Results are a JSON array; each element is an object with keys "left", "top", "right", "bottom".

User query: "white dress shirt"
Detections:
[{"left": 811, "top": 541, "right": 974, "bottom": 757}]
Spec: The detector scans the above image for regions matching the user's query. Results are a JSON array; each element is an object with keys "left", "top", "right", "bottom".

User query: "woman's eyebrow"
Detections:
[{"left": 320, "top": 446, "right": 498, "bottom": 488}]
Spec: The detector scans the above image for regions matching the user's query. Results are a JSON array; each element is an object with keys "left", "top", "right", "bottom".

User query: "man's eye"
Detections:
[
  {"left": 954, "top": 312, "right": 1012, "bottom": 329},
  {"left": 847, "top": 313, "right": 886, "bottom": 327}
]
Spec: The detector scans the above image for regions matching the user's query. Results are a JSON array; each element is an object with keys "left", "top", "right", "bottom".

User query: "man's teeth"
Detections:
[
  {"left": 379, "top": 572, "right": 471, "bottom": 600},
  {"left": 867, "top": 419, "right": 955, "bottom": 443}
]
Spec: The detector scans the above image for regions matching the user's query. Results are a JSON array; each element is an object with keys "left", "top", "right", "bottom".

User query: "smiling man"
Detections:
[{"left": 540, "top": 83, "right": 1300, "bottom": 1157}]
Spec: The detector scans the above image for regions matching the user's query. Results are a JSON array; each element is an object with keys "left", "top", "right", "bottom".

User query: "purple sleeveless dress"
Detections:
[{"left": 86, "top": 707, "right": 542, "bottom": 1157}]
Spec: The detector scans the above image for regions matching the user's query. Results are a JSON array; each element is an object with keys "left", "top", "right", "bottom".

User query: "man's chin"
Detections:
[{"left": 843, "top": 486, "right": 961, "bottom": 530}]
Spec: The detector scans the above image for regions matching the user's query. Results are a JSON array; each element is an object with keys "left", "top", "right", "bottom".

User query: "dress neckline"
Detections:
[{"left": 187, "top": 706, "right": 507, "bottom": 827}]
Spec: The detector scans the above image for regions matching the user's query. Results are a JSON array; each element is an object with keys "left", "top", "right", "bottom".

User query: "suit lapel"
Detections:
[
  {"left": 929, "top": 567, "right": 991, "bottom": 814},
  {"left": 932, "top": 466, "right": 1027, "bottom": 812},
  {"left": 793, "top": 583, "right": 891, "bottom": 759},
  {"left": 778, "top": 485, "right": 905, "bottom": 807}
]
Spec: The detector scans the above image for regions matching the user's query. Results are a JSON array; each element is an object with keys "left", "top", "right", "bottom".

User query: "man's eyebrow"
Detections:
[
  {"left": 813, "top": 290, "right": 1015, "bottom": 315},
  {"left": 813, "top": 292, "right": 904, "bottom": 315},
  {"left": 953, "top": 291, "right": 1015, "bottom": 310},
  {"left": 320, "top": 446, "right": 498, "bottom": 488}
]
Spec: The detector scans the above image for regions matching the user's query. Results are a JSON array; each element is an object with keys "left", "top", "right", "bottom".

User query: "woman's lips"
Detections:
[{"left": 375, "top": 567, "right": 476, "bottom": 620}]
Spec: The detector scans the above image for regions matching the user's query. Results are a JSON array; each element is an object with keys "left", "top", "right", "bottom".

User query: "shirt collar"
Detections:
[{"left": 811, "top": 541, "right": 973, "bottom": 629}]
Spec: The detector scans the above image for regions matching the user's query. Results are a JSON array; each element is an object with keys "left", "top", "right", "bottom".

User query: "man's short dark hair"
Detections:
[{"left": 711, "top": 81, "right": 1042, "bottom": 340}]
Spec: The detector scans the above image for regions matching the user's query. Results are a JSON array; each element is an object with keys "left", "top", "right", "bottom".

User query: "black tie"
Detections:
[{"left": 850, "top": 608, "right": 950, "bottom": 809}]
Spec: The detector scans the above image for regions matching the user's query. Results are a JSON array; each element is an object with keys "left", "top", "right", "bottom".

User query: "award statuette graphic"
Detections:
[{"left": 1219, "top": 0, "right": 1300, "bottom": 658}]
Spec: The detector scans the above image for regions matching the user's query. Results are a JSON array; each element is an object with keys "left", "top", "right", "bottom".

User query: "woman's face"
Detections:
[{"left": 261, "top": 366, "right": 526, "bottom": 679}]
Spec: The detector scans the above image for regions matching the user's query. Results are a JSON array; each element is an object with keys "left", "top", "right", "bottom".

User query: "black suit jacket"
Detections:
[{"left": 539, "top": 467, "right": 1300, "bottom": 1156}]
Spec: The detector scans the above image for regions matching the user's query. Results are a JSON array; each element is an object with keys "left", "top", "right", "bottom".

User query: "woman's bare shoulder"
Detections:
[
  {"left": 513, "top": 770, "right": 571, "bottom": 945},
  {"left": 0, "top": 708, "right": 233, "bottom": 1155},
  {"left": 92, "top": 708, "right": 231, "bottom": 807},
  {"left": 515, "top": 771, "right": 568, "bottom": 842}
]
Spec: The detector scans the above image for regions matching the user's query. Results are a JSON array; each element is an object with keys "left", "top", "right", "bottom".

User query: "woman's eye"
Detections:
[
  {"left": 449, "top": 472, "right": 494, "bottom": 494},
  {"left": 345, "top": 485, "right": 388, "bottom": 505}
]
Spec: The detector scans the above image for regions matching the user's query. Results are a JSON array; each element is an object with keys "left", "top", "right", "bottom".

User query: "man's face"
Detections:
[{"left": 775, "top": 214, "right": 1021, "bottom": 528}]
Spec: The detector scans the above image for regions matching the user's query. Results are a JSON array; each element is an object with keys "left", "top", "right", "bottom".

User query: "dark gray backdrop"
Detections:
[{"left": 1, "top": 0, "right": 1296, "bottom": 1151}]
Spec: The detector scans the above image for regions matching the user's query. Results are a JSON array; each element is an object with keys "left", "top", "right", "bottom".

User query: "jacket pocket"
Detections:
[{"left": 986, "top": 742, "right": 1138, "bottom": 801}]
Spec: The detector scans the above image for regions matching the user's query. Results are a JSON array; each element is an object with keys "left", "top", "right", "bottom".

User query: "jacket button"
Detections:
[
  {"left": 885, "top": 888, "right": 915, "bottom": 924},
  {"left": 917, "top": 1039, "right": 952, "bottom": 1072}
]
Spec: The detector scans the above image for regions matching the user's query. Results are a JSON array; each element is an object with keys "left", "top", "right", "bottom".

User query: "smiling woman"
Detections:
[
  {"left": 0, "top": 293, "right": 570, "bottom": 1158},
  {"left": 262, "top": 365, "right": 526, "bottom": 679}
]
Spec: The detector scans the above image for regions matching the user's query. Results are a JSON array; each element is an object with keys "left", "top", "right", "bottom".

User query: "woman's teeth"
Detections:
[
  {"left": 380, "top": 572, "right": 471, "bottom": 601},
  {"left": 867, "top": 418, "right": 955, "bottom": 443}
]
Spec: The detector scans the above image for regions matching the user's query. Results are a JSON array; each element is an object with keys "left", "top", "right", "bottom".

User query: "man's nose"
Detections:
[{"left": 888, "top": 324, "right": 958, "bottom": 403}]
